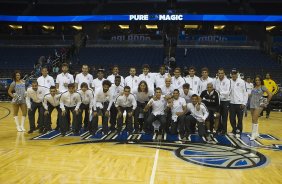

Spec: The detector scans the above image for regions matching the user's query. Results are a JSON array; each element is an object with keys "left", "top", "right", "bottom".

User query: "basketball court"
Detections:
[{"left": 0, "top": 102, "right": 281, "bottom": 184}]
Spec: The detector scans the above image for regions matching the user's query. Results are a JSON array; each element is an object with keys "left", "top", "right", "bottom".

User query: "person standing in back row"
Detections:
[
  {"left": 125, "top": 67, "right": 139, "bottom": 90},
  {"left": 56, "top": 63, "right": 74, "bottom": 93},
  {"left": 260, "top": 73, "right": 278, "bottom": 118},
  {"left": 214, "top": 68, "right": 231, "bottom": 135},
  {"left": 229, "top": 68, "right": 248, "bottom": 138},
  {"left": 185, "top": 66, "right": 201, "bottom": 95},
  {"left": 75, "top": 64, "right": 93, "bottom": 90}
]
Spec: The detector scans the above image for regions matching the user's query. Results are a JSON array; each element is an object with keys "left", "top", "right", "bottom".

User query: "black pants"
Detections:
[
  {"left": 170, "top": 115, "right": 186, "bottom": 135},
  {"left": 184, "top": 115, "right": 206, "bottom": 136},
  {"left": 144, "top": 113, "right": 166, "bottom": 133},
  {"left": 219, "top": 101, "right": 230, "bottom": 133},
  {"left": 110, "top": 104, "right": 118, "bottom": 131},
  {"left": 133, "top": 102, "right": 148, "bottom": 131},
  {"left": 117, "top": 107, "right": 133, "bottom": 132},
  {"left": 260, "top": 96, "right": 271, "bottom": 116},
  {"left": 28, "top": 102, "right": 44, "bottom": 130},
  {"left": 78, "top": 103, "right": 89, "bottom": 130},
  {"left": 61, "top": 106, "right": 79, "bottom": 134},
  {"left": 229, "top": 104, "right": 244, "bottom": 133},
  {"left": 90, "top": 103, "right": 110, "bottom": 134},
  {"left": 44, "top": 104, "right": 61, "bottom": 130}
]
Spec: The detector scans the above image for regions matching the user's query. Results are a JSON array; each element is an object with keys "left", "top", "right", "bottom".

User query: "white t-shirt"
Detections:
[
  {"left": 171, "top": 97, "right": 186, "bottom": 121},
  {"left": 56, "top": 73, "right": 74, "bottom": 93},
  {"left": 75, "top": 73, "right": 93, "bottom": 90},
  {"left": 37, "top": 75, "right": 55, "bottom": 89},
  {"left": 148, "top": 96, "right": 167, "bottom": 116}
]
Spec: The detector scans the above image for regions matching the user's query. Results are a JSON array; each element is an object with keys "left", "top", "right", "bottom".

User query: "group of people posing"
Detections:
[{"left": 8, "top": 63, "right": 275, "bottom": 140}]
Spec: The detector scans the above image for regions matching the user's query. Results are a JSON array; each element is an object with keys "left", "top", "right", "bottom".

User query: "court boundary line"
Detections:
[
  {"left": 150, "top": 148, "right": 159, "bottom": 184},
  {"left": 0, "top": 105, "right": 11, "bottom": 121}
]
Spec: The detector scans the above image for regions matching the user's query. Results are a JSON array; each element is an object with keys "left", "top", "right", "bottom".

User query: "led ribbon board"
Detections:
[{"left": 1, "top": 14, "right": 282, "bottom": 22}]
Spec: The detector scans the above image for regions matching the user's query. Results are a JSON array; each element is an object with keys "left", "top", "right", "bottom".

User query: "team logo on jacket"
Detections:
[{"left": 194, "top": 81, "right": 197, "bottom": 85}]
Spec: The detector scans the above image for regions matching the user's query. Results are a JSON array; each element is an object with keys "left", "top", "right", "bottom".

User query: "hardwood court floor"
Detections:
[{"left": 0, "top": 102, "right": 281, "bottom": 184}]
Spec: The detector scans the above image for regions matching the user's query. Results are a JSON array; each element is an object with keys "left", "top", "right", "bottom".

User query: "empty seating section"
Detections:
[{"left": 0, "top": 47, "right": 281, "bottom": 83}]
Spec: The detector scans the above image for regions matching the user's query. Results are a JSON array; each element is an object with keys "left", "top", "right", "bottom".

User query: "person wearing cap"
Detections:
[
  {"left": 92, "top": 68, "right": 105, "bottom": 92},
  {"left": 214, "top": 68, "right": 231, "bottom": 135},
  {"left": 229, "top": 68, "right": 248, "bottom": 138},
  {"left": 59, "top": 83, "right": 82, "bottom": 136}
]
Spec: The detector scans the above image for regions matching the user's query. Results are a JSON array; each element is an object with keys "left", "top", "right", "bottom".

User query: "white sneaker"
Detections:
[
  {"left": 17, "top": 126, "right": 22, "bottom": 132},
  {"left": 250, "top": 134, "right": 256, "bottom": 141},
  {"left": 21, "top": 126, "right": 26, "bottom": 132},
  {"left": 235, "top": 133, "right": 240, "bottom": 138}
]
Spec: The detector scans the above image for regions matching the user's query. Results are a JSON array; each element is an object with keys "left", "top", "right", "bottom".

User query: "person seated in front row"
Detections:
[
  {"left": 182, "top": 94, "right": 209, "bottom": 141},
  {"left": 143, "top": 87, "right": 170, "bottom": 134},
  {"left": 167, "top": 89, "right": 187, "bottom": 135},
  {"left": 115, "top": 86, "right": 137, "bottom": 134},
  {"left": 200, "top": 83, "right": 220, "bottom": 135}
]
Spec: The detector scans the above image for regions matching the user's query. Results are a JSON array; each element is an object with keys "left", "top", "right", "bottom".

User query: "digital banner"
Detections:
[{"left": 1, "top": 14, "right": 282, "bottom": 22}]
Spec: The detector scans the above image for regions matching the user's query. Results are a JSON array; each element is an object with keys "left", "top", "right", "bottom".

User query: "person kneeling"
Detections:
[
  {"left": 183, "top": 94, "right": 209, "bottom": 140},
  {"left": 167, "top": 89, "right": 187, "bottom": 135},
  {"left": 143, "top": 88, "right": 169, "bottom": 134}
]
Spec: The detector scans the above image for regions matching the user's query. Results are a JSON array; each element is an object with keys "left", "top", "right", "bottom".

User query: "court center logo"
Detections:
[{"left": 32, "top": 130, "right": 281, "bottom": 169}]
